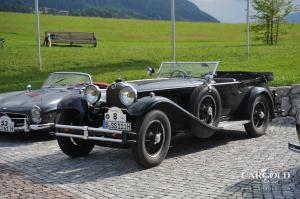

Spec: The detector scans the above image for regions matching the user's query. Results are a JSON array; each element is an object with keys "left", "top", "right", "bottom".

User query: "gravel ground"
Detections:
[{"left": 0, "top": 117, "right": 299, "bottom": 199}]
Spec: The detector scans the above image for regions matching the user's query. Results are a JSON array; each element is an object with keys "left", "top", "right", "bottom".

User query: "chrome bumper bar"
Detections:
[
  {"left": 29, "top": 123, "right": 55, "bottom": 131},
  {"left": 0, "top": 120, "right": 54, "bottom": 133},
  {"left": 54, "top": 124, "right": 135, "bottom": 144},
  {"left": 288, "top": 142, "right": 300, "bottom": 153}
]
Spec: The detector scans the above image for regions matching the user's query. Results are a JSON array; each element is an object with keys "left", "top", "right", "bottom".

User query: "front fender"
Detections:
[
  {"left": 128, "top": 96, "right": 220, "bottom": 138},
  {"left": 248, "top": 87, "right": 275, "bottom": 119},
  {"left": 57, "top": 95, "right": 89, "bottom": 124}
]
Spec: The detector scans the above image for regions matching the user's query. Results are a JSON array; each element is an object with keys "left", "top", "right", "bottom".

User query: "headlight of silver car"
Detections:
[
  {"left": 120, "top": 86, "right": 137, "bottom": 106},
  {"left": 84, "top": 85, "right": 101, "bottom": 105},
  {"left": 31, "top": 105, "right": 42, "bottom": 124}
]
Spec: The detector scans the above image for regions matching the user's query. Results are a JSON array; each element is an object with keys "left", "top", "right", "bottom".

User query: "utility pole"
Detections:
[
  {"left": 171, "top": 0, "right": 175, "bottom": 62},
  {"left": 246, "top": 0, "right": 250, "bottom": 62},
  {"left": 35, "top": 0, "right": 41, "bottom": 70}
]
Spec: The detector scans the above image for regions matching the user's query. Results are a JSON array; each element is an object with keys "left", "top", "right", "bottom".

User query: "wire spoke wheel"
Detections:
[
  {"left": 198, "top": 96, "right": 217, "bottom": 125},
  {"left": 245, "top": 95, "right": 270, "bottom": 137},
  {"left": 253, "top": 102, "right": 266, "bottom": 128},
  {"left": 144, "top": 120, "right": 165, "bottom": 156}
]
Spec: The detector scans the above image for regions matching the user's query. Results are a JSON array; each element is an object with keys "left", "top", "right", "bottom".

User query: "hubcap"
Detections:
[
  {"left": 253, "top": 102, "right": 266, "bottom": 128},
  {"left": 145, "top": 120, "right": 165, "bottom": 156},
  {"left": 198, "top": 96, "right": 216, "bottom": 125}
]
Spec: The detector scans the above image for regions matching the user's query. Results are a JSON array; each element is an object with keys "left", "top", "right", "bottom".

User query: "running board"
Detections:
[{"left": 218, "top": 120, "right": 250, "bottom": 129}]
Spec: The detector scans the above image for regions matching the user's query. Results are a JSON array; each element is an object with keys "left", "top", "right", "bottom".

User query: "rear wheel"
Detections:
[
  {"left": 245, "top": 95, "right": 270, "bottom": 137},
  {"left": 132, "top": 110, "right": 171, "bottom": 168},
  {"left": 57, "top": 111, "right": 94, "bottom": 158}
]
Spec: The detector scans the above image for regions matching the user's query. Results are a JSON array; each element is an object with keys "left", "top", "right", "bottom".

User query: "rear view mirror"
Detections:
[{"left": 146, "top": 67, "right": 155, "bottom": 76}]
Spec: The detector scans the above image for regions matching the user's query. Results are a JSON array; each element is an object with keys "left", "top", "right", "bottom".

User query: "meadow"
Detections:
[{"left": 0, "top": 12, "right": 299, "bottom": 92}]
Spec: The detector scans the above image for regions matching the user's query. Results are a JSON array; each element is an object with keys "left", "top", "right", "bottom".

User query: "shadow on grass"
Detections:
[
  {"left": 1, "top": 129, "right": 250, "bottom": 185},
  {"left": 45, "top": 44, "right": 94, "bottom": 48}
]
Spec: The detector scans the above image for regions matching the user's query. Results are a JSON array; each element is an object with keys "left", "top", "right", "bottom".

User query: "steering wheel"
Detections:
[{"left": 170, "top": 70, "right": 188, "bottom": 78}]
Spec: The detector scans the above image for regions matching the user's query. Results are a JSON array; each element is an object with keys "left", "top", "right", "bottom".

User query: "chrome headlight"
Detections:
[
  {"left": 119, "top": 86, "right": 137, "bottom": 106},
  {"left": 84, "top": 85, "right": 101, "bottom": 105},
  {"left": 31, "top": 105, "right": 42, "bottom": 124}
]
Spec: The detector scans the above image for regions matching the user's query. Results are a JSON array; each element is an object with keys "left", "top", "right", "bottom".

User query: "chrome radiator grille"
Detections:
[{"left": 0, "top": 112, "right": 29, "bottom": 131}]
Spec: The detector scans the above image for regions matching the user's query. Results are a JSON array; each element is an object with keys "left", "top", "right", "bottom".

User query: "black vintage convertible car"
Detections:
[
  {"left": 53, "top": 62, "right": 275, "bottom": 168},
  {"left": 0, "top": 72, "right": 108, "bottom": 134}
]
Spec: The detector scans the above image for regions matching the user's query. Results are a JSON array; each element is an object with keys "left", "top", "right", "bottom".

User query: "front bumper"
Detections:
[
  {"left": 0, "top": 123, "right": 54, "bottom": 133},
  {"left": 288, "top": 142, "right": 300, "bottom": 153},
  {"left": 29, "top": 123, "right": 55, "bottom": 132},
  {"left": 54, "top": 124, "right": 136, "bottom": 144}
]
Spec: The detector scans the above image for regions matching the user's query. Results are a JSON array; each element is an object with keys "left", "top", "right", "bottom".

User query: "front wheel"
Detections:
[
  {"left": 245, "top": 95, "right": 270, "bottom": 137},
  {"left": 56, "top": 111, "right": 94, "bottom": 158},
  {"left": 132, "top": 110, "right": 171, "bottom": 168}
]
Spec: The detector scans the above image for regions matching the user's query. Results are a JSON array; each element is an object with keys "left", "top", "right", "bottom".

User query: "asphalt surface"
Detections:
[{"left": 0, "top": 117, "right": 299, "bottom": 199}]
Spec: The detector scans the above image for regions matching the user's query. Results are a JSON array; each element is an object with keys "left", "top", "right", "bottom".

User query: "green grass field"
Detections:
[{"left": 0, "top": 12, "right": 299, "bottom": 92}]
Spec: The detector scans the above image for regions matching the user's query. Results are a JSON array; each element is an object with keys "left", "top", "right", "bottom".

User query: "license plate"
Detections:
[
  {"left": 0, "top": 116, "right": 15, "bottom": 133},
  {"left": 104, "top": 107, "right": 131, "bottom": 131},
  {"left": 105, "top": 121, "right": 131, "bottom": 131}
]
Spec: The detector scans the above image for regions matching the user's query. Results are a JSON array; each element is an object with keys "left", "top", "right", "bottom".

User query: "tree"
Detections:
[{"left": 252, "top": 0, "right": 294, "bottom": 45}]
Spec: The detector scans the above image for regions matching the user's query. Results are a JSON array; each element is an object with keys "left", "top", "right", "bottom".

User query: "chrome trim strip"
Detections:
[
  {"left": 29, "top": 123, "right": 54, "bottom": 131},
  {"left": 138, "top": 81, "right": 241, "bottom": 93}
]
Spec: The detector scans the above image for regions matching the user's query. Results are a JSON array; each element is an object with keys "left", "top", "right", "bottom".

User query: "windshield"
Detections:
[
  {"left": 42, "top": 73, "right": 91, "bottom": 88},
  {"left": 157, "top": 62, "right": 219, "bottom": 79}
]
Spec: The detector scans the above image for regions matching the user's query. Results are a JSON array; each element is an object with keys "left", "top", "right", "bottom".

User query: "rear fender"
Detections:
[
  {"left": 248, "top": 87, "right": 275, "bottom": 119},
  {"left": 57, "top": 95, "right": 89, "bottom": 124},
  {"left": 128, "top": 96, "right": 219, "bottom": 138}
]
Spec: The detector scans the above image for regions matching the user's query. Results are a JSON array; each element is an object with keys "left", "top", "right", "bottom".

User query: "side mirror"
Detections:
[
  {"left": 146, "top": 67, "right": 155, "bottom": 76},
  {"left": 26, "top": 84, "right": 32, "bottom": 92}
]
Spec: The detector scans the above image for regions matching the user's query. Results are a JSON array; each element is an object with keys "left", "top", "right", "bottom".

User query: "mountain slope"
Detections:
[{"left": 0, "top": 0, "right": 219, "bottom": 22}]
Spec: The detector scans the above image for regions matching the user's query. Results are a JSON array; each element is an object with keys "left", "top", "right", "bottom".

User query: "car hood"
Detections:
[
  {"left": 0, "top": 88, "right": 77, "bottom": 113},
  {"left": 127, "top": 78, "right": 204, "bottom": 92}
]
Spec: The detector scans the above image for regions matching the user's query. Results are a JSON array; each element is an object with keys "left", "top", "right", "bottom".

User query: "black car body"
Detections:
[
  {"left": 288, "top": 111, "right": 300, "bottom": 152},
  {"left": 0, "top": 72, "right": 108, "bottom": 134},
  {"left": 53, "top": 62, "right": 275, "bottom": 168}
]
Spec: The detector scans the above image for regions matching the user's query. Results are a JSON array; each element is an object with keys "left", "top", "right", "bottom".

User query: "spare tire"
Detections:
[{"left": 189, "top": 85, "right": 221, "bottom": 128}]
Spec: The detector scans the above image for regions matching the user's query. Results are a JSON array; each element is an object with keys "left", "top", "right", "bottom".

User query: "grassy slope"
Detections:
[{"left": 0, "top": 12, "right": 299, "bottom": 92}]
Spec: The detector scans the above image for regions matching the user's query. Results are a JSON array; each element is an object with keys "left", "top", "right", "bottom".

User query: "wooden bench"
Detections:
[
  {"left": 45, "top": 32, "right": 97, "bottom": 47},
  {"left": 0, "top": 38, "right": 4, "bottom": 47}
]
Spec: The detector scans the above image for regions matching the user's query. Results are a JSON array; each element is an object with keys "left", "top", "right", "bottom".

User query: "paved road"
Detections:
[{"left": 0, "top": 117, "right": 299, "bottom": 199}]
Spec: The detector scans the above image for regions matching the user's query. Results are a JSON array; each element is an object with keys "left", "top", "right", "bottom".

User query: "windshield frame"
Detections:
[
  {"left": 156, "top": 62, "right": 220, "bottom": 79},
  {"left": 42, "top": 72, "right": 92, "bottom": 89}
]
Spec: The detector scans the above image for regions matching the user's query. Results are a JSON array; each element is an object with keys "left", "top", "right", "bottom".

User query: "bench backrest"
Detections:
[{"left": 45, "top": 32, "right": 96, "bottom": 43}]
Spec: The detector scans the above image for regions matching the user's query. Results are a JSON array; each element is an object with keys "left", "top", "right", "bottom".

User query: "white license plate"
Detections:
[
  {"left": 105, "top": 121, "right": 131, "bottom": 131},
  {"left": 104, "top": 107, "right": 131, "bottom": 131},
  {"left": 0, "top": 116, "right": 15, "bottom": 133}
]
